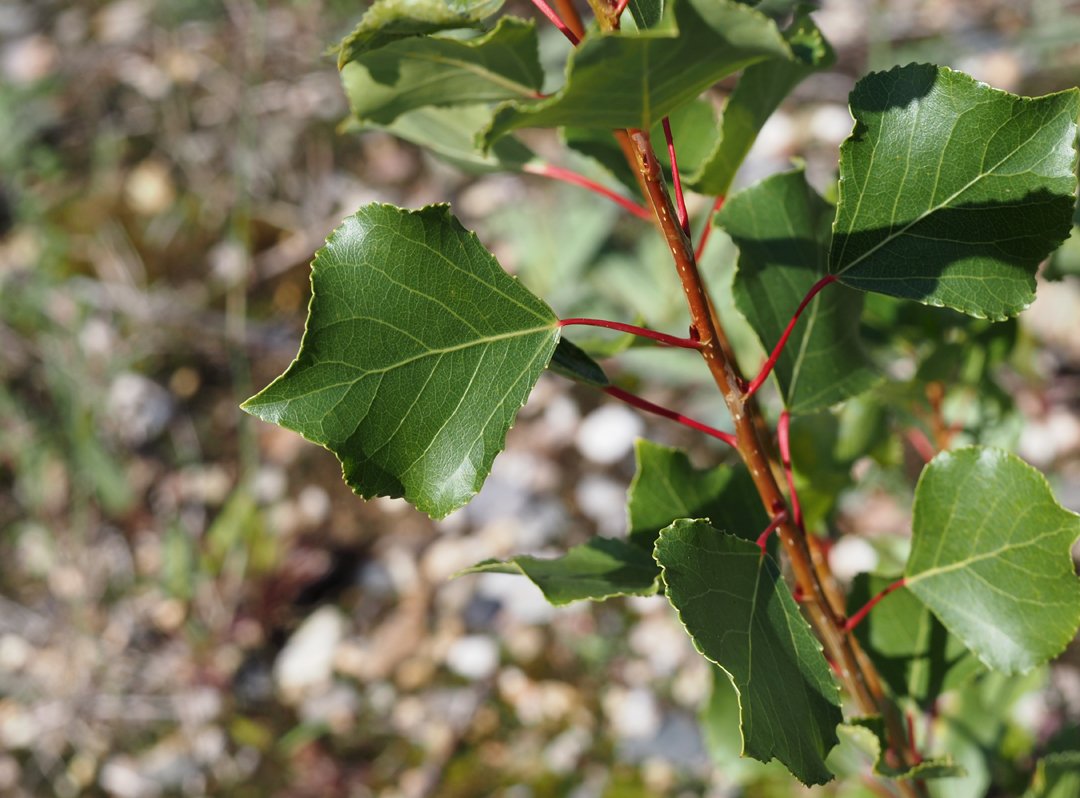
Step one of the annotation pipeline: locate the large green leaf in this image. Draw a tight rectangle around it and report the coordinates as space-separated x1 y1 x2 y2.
336 0 505 65
688 8 834 195
626 440 769 550
481 0 790 145
905 447 1080 673
830 64 1080 320
341 17 544 125
848 573 982 706
355 105 536 174
721 169 879 413
241 204 560 519
461 536 659 604
655 519 842 785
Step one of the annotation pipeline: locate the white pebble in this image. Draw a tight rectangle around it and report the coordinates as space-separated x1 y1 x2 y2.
828 536 879 583
445 635 500 681
274 606 345 704
575 405 643 464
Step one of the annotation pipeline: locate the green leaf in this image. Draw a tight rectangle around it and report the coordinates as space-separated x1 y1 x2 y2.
829 719 965 781
830 64 1080 320
905 446 1080 673
848 573 983 706
341 17 544 125
241 204 560 519
688 8 835 195
1044 200 1080 281
563 98 720 198
481 0 790 145
457 537 656 604
627 440 769 551
721 169 879 413
655 519 842 785
1025 753 1080 798
461 536 659 604
337 0 505 66
548 338 609 387
356 105 536 174
626 0 664 30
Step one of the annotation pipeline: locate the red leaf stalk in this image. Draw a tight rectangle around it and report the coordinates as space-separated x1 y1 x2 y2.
603 386 737 447
558 317 703 348
525 163 653 220
745 273 838 399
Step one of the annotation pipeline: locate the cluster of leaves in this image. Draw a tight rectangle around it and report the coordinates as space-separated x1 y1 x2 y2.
244 0 1080 793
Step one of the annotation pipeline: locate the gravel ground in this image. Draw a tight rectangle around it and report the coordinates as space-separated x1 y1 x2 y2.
2 1 1080 797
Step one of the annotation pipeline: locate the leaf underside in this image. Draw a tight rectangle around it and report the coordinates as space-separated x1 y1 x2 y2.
832 718 965 781
242 204 559 519
831 64 1080 320
905 446 1080 673
656 519 842 786
722 169 879 413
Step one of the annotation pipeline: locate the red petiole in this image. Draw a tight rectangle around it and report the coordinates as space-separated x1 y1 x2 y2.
525 163 653 220
694 196 725 261
662 117 690 236
528 0 580 45
558 317 703 349
756 509 788 552
745 273 839 399
604 385 737 447
777 410 803 533
844 577 907 633
611 0 631 18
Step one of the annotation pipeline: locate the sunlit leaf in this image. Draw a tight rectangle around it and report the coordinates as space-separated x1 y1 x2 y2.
242 204 560 519
905 447 1080 672
831 64 1080 320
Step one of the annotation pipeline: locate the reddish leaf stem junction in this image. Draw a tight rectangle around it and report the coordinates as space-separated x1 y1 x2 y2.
844 577 907 633
611 0 631 19
557 317 703 349
745 273 839 399
603 385 737 447
661 117 691 236
527 0 580 45
525 163 652 220
694 196 725 261
756 509 788 552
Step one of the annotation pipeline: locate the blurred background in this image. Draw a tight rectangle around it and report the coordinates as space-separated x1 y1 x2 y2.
3 1 1080 796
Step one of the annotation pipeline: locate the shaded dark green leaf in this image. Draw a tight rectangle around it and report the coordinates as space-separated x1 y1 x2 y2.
461 536 659 604
721 169 879 413
548 337 609 387
482 0 789 144
627 439 769 550
656 519 842 785
341 17 543 125
688 8 834 195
